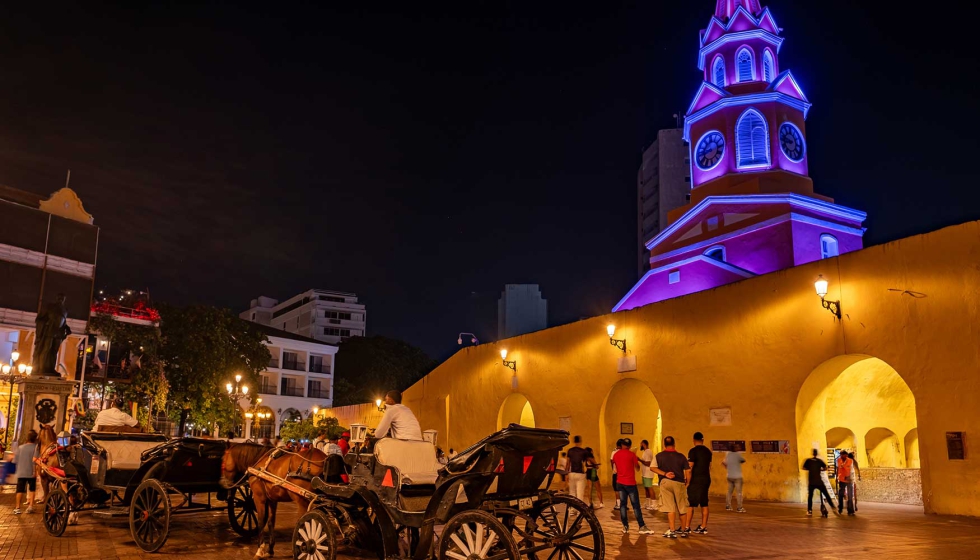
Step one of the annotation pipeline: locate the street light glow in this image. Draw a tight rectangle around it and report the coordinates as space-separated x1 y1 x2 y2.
815 275 829 298
10 351 19 362
607 324 616 337
235 374 242 383
500 349 508 360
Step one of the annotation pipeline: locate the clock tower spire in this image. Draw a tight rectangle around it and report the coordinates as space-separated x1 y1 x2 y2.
613 1 868 312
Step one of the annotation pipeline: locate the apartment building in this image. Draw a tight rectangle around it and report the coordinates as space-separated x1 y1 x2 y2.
240 324 337 439
241 289 366 345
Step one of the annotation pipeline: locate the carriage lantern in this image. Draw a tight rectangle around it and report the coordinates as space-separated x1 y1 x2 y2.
349 423 369 445
422 429 438 447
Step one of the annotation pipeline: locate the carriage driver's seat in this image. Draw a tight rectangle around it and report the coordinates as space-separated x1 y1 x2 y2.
373 438 443 487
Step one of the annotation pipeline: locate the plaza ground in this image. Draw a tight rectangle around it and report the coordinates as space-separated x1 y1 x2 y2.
2 486 979 559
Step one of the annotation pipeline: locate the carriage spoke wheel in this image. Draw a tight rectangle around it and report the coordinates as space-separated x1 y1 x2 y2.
43 489 70 537
129 479 171 552
440 510 521 560
292 510 337 560
228 482 260 537
522 495 604 559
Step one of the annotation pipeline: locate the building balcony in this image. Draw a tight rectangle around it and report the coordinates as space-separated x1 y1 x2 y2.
308 363 331 374
307 389 331 399
268 358 279 369
281 387 304 397
258 384 278 395
281 360 305 372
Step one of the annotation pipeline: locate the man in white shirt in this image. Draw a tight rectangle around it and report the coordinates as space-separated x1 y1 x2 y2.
639 439 657 510
312 430 328 452
374 390 423 441
94 398 138 430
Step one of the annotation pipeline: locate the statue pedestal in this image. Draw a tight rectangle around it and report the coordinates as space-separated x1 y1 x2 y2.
15 377 78 444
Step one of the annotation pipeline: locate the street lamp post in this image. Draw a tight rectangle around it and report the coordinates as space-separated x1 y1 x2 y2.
225 374 249 438
244 397 268 440
2 351 33 447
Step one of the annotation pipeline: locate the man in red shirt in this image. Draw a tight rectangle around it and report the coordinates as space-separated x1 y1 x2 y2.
612 438 654 535
337 432 351 456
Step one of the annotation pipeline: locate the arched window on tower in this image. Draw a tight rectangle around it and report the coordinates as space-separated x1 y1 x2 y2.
713 56 726 87
736 48 754 82
820 234 839 259
763 51 774 82
704 245 726 262
736 109 770 169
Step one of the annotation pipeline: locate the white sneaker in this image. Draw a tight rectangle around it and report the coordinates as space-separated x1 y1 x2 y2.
638 526 655 535
595 502 604 510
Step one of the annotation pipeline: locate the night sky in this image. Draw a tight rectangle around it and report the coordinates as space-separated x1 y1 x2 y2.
2 1 979 360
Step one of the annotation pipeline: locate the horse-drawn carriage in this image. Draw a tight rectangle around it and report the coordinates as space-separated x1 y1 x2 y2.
38 429 258 552
282 424 604 560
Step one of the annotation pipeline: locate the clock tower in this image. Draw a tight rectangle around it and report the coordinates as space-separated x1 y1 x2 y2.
615 0 867 312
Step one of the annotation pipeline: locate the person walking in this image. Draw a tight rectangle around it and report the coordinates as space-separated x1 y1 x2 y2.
639 440 657 510
685 432 712 535
722 444 746 512
835 450 855 515
566 436 589 503
556 452 569 493
585 447 604 509
13 430 39 514
848 451 862 512
612 439 654 535
803 449 839 516
653 436 691 538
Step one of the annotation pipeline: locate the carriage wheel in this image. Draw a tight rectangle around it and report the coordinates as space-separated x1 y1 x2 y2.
43 488 71 537
129 479 171 552
227 482 260 537
440 510 520 560
520 495 604 559
292 510 338 560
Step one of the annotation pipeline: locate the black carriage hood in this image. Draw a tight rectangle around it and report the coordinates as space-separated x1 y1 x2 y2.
443 424 569 475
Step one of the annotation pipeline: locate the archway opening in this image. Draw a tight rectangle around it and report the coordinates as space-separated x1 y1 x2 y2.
796 355 921 507
599 378 662 487
905 428 920 468
497 394 535 430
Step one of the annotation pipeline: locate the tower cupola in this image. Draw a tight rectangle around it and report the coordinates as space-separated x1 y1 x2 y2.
715 0 763 19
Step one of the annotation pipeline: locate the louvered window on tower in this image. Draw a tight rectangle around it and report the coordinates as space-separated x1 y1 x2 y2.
763 51 774 82
737 49 754 82
736 109 770 168
713 57 726 87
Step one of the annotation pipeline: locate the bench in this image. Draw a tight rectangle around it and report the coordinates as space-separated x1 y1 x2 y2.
87 433 168 470
374 438 443 486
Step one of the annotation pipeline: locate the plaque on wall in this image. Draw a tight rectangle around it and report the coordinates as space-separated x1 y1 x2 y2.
751 440 791 454
709 407 732 426
947 432 966 460
620 423 634 435
712 440 746 452
559 417 572 434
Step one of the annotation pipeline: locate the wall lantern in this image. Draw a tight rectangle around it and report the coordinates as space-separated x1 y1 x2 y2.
607 325 627 353
814 274 841 320
457 332 479 345
500 349 517 372
376 398 386 413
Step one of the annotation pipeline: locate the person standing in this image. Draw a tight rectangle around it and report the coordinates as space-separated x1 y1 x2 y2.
338 431 351 455
585 447 604 509
653 436 691 538
556 452 569 493
722 444 746 512
13 430 39 514
612 439 654 534
312 430 329 452
566 436 589 503
848 451 861 512
610 445 621 510
685 432 712 535
639 440 657 510
802 449 839 516
835 450 855 515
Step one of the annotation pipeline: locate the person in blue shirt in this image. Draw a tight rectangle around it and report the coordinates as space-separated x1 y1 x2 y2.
13 430 39 514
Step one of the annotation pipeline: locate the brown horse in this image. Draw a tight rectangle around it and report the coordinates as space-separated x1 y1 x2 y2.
35 424 60 500
220 442 328 558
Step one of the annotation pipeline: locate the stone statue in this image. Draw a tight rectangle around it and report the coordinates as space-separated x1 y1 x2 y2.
33 294 71 376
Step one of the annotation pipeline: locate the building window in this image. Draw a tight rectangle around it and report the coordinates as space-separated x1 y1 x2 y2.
712 56 726 87
250 312 255 321
319 295 345 303
704 245 726 262
309 355 330 374
736 48 754 82
668 270 681 284
324 327 351 337
324 311 352 322
820 234 839 259
736 108 770 169
763 50 774 82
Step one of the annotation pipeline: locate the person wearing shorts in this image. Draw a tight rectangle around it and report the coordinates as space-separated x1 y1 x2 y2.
639 439 657 510
654 436 691 538
685 432 712 535
13 430 39 515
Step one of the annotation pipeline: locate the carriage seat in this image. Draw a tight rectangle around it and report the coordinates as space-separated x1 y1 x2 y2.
374 438 443 486
88 434 168 470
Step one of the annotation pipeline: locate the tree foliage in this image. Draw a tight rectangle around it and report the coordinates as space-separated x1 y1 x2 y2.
156 305 271 433
333 336 437 406
278 416 347 442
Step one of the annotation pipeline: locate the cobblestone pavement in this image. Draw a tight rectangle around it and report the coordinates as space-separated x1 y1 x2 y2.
2 485 979 559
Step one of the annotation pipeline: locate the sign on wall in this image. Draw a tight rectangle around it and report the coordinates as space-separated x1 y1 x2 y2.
751 440 791 454
711 440 746 452
709 407 732 426
620 423 634 435
559 417 571 434
947 432 966 460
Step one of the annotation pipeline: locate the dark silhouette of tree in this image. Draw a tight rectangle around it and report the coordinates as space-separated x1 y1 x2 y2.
333 336 437 406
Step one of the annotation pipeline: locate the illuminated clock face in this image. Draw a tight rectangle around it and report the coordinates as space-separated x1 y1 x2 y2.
695 131 725 170
779 123 806 162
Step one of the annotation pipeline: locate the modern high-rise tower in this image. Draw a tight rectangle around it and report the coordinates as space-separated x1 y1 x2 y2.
637 128 691 279
615 0 867 311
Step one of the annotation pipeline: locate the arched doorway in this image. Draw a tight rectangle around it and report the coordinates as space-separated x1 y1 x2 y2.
497 394 535 430
796 355 920 506
905 429 920 468
599 378 662 486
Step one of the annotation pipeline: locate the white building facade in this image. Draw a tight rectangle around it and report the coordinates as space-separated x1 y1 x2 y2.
241 289 366 345
239 325 337 440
